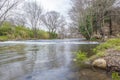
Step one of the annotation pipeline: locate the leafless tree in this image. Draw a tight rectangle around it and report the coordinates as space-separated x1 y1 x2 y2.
8 13 26 26
24 1 43 38
14 14 26 26
41 11 66 38
69 0 89 27
69 0 120 39
0 0 21 26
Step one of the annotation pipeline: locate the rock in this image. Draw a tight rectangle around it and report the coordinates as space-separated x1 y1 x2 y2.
104 50 120 72
84 61 91 65
92 58 107 69
73 59 77 62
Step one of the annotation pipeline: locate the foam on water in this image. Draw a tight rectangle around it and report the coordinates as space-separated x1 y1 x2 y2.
0 39 99 45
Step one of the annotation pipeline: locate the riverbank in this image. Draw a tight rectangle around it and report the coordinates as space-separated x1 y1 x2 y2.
90 38 120 74
75 38 120 79
0 22 58 41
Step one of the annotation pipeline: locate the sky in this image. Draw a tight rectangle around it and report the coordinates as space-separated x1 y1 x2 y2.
24 0 72 30
36 0 71 18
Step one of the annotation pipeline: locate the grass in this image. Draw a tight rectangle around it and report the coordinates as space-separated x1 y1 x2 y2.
75 51 87 63
112 72 120 80
87 38 120 61
0 36 8 41
93 38 120 57
0 22 54 41
75 38 120 79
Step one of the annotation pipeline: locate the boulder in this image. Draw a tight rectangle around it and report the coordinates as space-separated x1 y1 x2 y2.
92 58 107 69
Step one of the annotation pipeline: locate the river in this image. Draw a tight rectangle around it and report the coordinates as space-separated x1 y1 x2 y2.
0 39 111 80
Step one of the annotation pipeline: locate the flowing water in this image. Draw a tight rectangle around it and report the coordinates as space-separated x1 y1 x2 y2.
0 39 111 80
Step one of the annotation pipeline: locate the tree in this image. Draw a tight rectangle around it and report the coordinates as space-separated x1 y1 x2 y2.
69 0 93 40
24 1 43 38
91 0 117 36
0 0 20 26
41 11 66 38
69 0 120 40
69 0 88 28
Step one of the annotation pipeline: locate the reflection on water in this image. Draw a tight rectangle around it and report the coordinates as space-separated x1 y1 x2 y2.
0 39 111 80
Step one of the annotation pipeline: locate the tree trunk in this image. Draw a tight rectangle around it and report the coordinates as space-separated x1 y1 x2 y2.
109 15 112 36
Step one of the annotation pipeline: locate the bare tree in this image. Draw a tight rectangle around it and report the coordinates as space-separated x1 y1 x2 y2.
69 0 120 39
69 0 94 40
0 0 20 26
8 13 26 27
69 0 89 27
14 14 26 26
41 11 66 38
24 1 43 38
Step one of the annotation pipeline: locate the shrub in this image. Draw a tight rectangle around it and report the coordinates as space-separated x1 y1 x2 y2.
112 72 120 80
0 22 51 40
79 15 93 40
75 51 87 62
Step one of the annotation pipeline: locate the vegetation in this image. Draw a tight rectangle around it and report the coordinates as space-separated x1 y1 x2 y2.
75 39 120 79
0 22 51 41
112 72 120 80
41 11 66 39
75 51 87 63
0 0 65 40
87 38 120 61
69 0 120 40
79 15 93 40
93 38 120 57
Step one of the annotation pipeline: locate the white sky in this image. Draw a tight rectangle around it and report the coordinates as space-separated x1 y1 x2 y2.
37 0 71 17
24 0 71 30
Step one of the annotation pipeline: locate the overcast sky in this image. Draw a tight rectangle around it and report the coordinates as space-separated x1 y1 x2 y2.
36 0 71 17
24 0 71 29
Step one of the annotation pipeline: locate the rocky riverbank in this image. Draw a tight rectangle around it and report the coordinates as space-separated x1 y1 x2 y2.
91 39 120 74
92 49 120 73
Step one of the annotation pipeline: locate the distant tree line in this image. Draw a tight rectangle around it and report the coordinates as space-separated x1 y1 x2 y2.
69 0 120 40
0 0 66 40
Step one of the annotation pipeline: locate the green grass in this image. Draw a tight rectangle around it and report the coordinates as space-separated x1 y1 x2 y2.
0 22 53 41
88 38 120 61
75 51 87 62
0 36 8 41
93 38 120 56
112 72 120 80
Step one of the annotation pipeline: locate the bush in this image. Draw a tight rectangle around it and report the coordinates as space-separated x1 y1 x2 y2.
79 15 93 40
38 30 49 39
112 72 120 80
0 22 52 40
75 51 87 62
49 32 58 39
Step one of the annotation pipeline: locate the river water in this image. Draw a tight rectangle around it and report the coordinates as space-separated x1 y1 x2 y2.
0 39 111 80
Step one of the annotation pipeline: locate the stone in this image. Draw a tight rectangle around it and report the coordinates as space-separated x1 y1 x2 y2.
92 58 107 69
